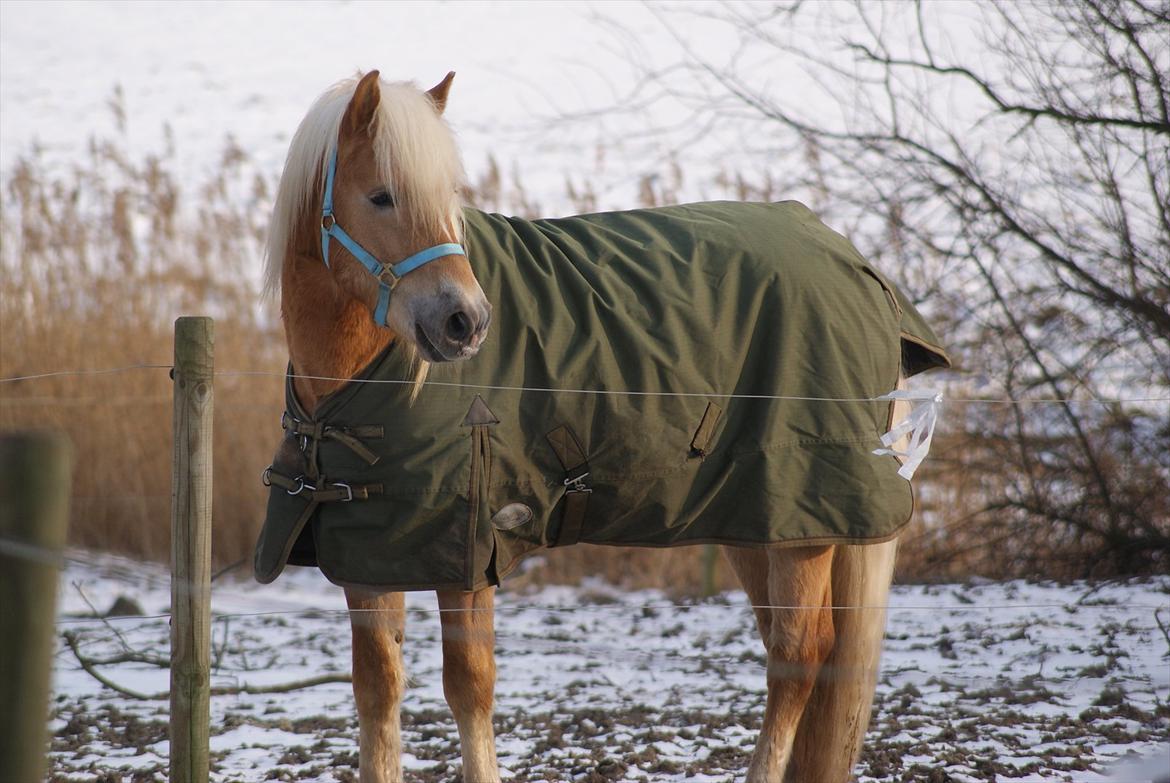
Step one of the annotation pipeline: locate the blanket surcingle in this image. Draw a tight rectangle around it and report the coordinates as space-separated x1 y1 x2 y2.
254 201 950 591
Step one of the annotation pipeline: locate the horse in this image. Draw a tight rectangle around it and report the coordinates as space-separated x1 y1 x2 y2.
259 69 942 783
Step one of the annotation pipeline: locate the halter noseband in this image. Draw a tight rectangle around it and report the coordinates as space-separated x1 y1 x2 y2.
321 145 465 327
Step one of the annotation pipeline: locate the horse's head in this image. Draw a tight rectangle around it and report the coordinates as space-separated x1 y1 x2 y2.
331 71 490 361
270 70 490 364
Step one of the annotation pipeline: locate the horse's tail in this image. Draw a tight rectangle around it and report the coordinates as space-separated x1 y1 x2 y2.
786 381 909 782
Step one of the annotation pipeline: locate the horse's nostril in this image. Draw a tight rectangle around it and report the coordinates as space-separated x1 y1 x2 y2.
446 311 473 342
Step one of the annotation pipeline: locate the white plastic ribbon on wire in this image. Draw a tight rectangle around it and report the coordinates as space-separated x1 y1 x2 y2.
872 389 944 481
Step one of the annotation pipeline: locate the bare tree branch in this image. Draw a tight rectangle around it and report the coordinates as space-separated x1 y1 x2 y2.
63 630 353 700
614 0 1170 577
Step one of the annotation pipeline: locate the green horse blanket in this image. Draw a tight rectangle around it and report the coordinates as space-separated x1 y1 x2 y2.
254 201 950 591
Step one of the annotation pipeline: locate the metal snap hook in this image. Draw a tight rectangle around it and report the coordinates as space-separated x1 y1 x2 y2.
287 476 314 496
564 471 591 493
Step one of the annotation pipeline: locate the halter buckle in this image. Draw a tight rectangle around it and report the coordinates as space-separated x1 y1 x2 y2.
321 214 336 230
376 265 399 288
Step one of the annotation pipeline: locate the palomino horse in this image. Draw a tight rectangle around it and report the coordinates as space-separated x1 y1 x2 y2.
263 70 921 782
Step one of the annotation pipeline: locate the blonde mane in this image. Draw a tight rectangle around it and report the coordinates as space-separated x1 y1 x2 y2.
263 74 466 297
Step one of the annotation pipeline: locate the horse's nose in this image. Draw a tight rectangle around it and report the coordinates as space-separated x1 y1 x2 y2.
444 302 491 349
421 298 490 361
446 311 473 343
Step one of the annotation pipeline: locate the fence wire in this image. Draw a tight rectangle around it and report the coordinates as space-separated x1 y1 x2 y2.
3 538 1161 623
2 362 1167 703
1 362 1167 405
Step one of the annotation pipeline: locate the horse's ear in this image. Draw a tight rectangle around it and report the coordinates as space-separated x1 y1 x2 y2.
342 70 382 139
426 71 455 114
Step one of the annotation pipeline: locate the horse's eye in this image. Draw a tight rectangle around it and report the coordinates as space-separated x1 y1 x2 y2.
368 190 395 208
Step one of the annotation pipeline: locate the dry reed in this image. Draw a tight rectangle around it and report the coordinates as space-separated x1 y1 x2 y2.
0 134 285 570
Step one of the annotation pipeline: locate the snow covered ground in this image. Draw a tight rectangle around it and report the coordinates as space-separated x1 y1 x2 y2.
48 553 1169 782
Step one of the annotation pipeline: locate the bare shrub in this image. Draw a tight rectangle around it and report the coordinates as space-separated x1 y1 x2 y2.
592 0 1170 579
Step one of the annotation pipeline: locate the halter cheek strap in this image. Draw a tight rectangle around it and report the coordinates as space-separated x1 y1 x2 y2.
321 146 465 327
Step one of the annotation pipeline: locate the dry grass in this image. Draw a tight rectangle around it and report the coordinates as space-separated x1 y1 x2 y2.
0 137 286 569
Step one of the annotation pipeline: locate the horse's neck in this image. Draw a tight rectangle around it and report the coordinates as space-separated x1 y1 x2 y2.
281 254 391 413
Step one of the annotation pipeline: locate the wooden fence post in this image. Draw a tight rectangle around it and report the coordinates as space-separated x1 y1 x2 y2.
170 316 213 783
0 432 71 783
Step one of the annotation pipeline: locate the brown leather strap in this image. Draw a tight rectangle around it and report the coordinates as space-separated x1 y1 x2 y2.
281 411 383 466
322 430 381 465
545 424 591 548
556 490 590 548
308 482 383 503
263 466 382 503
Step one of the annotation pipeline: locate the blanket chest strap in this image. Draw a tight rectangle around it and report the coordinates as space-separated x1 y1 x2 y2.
281 411 384 467
262 466 382 503
545 424 591 548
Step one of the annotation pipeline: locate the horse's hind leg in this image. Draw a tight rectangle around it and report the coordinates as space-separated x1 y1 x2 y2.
785 539 897 782
437 588 500 783
784 380 908 781
723 546 773 651
345 588 407 783
726 545 836 782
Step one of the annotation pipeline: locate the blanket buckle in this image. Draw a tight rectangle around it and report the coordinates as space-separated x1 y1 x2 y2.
287 476 314 496
564 471 592 494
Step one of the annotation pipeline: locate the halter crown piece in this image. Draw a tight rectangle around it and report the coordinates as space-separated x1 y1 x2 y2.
320 145 466 327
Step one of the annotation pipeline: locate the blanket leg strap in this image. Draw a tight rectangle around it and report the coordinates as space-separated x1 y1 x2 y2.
545 424 591 548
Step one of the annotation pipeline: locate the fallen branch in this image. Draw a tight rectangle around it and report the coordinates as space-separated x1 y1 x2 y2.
71 582 146 657
84 650 170 668
209 673 351 695
63 631 153 700
63 631 352 699
1155 607 1170 658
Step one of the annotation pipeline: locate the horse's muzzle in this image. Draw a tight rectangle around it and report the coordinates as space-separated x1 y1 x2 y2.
415 296 491 362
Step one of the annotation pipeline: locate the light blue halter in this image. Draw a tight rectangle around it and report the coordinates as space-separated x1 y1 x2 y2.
321 146 465 327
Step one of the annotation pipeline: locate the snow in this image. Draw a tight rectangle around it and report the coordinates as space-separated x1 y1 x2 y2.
47 551 1170 781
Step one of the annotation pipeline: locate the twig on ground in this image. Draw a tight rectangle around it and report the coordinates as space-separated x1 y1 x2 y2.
70 582 169 666
84 651 170 668
72 581 136 654
1154 607 1170 658
213 615 231 672
1076 578 1126 605
63 631 154 700
211 557 247 582
208 673 351 695
63 630 351 699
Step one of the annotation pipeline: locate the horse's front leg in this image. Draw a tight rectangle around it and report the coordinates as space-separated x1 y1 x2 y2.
437 587 500 783
345 587 406 783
